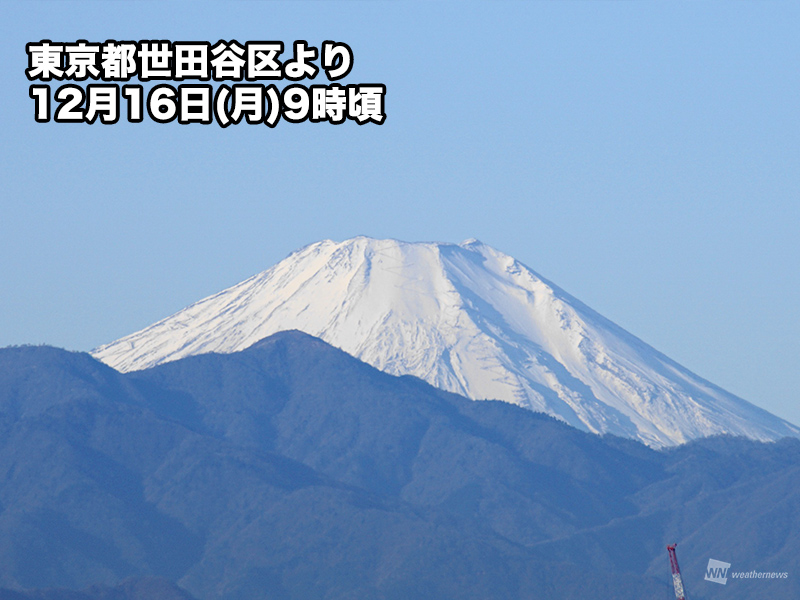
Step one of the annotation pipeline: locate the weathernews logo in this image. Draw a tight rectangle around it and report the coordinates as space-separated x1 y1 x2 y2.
705 558 788 585
705 559 731 584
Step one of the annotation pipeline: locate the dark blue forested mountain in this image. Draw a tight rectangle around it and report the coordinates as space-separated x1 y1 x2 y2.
1 331 798 599
0 577 197 600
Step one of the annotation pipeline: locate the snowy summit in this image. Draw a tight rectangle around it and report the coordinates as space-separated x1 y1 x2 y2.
93 237 799 447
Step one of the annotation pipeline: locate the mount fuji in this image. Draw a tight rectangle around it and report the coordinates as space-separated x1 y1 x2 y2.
92 237 798 448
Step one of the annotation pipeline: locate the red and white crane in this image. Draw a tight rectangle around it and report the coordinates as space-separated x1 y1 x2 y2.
667 543 687 600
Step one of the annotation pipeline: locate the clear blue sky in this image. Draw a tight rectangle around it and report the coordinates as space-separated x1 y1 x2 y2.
1 2 798 425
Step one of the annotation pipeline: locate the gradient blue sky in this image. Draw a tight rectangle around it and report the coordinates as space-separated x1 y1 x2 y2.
1 2 798 425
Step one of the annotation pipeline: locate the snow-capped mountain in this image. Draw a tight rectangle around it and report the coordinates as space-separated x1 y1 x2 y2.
92 237 799 447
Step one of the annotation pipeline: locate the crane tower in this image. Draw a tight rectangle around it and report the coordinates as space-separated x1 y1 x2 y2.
667 544 686 600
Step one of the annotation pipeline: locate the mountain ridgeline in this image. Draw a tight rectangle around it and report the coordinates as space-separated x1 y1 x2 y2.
1 331 798 599
92 237 799 448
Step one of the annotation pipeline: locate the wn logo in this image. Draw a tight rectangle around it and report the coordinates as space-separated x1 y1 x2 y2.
705 559 732 585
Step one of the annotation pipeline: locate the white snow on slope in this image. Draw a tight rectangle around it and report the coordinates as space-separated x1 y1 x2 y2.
92 237 800 448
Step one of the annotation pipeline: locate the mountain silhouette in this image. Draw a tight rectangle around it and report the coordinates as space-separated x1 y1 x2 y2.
1 332 798 599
